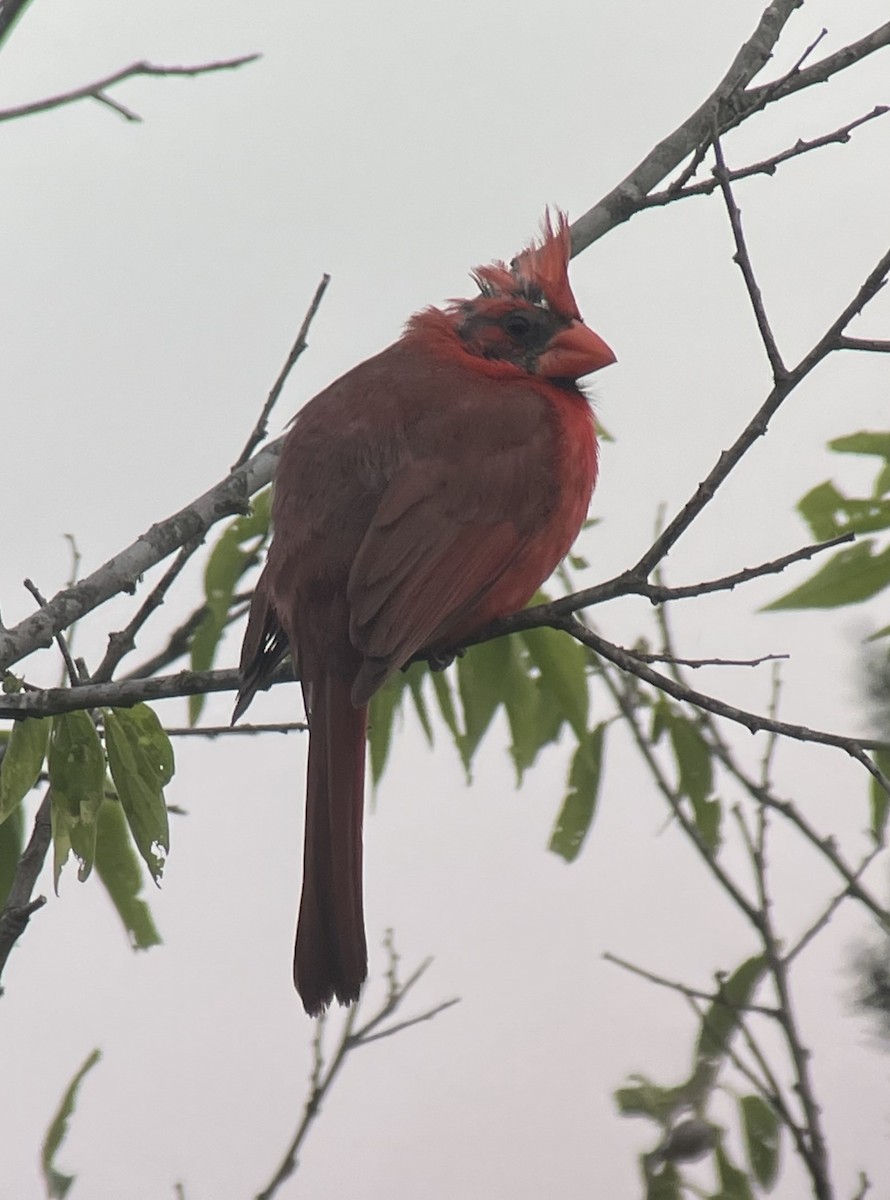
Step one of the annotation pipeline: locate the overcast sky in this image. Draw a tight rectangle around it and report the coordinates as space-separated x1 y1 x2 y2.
2 2 890 1197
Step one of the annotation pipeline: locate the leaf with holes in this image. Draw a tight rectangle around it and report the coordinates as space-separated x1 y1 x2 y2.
104 705 173 883
48 712 105 886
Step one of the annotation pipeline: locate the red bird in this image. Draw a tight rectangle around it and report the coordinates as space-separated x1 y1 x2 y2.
234 213 615 1015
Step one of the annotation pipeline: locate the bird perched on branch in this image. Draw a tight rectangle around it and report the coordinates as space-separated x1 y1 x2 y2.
234 212 615 1015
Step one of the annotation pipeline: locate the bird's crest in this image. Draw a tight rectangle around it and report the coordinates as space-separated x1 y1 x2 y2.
471 209 580 321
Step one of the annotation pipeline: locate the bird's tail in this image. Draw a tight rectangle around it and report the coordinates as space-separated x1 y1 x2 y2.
295 672 368 1015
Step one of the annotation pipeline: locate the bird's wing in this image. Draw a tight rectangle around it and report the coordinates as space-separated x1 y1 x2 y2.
347 384 559 704
233 566 290 722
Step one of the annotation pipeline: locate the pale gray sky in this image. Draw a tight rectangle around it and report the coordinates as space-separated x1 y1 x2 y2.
2 2 890 1197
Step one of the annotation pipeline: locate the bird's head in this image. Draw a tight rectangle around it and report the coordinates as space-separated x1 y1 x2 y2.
450 210 616 382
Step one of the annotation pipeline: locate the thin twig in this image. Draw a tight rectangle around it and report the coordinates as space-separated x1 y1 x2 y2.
570 0 807 252
445 532 856 648
596 653 763 927
642 107 889 210
232 275 331 471
0 438 280 674
748 799 832 1197
836 337 890 353
0 792 51 986
568 622 890 798
164 721 306 738
93 537 204 683
0 55 260 124
786 846 885 964
0 665 295 719
603 951 780 1017
254 943 457 1200
626 650 788 669
712 132 787 380
22 579 81 688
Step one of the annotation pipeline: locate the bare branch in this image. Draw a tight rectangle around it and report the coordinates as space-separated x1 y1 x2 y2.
0 56 260 125
164 721 306 738
0 665 287 719
745 22 890 111
713 133 786 379
603 951 780 1017
93 537 204 684
454 532 856 643
642 107 889 210
570 12 890 254
568 622 890 797
0 793 51 986
570 0 805 253
0 440 280 674
630 245 890 580
22 579 81 688
748 811 832 1196
836 337 890 353
786 845 884 964
232 275 331 471
627 650 788 669
254 939 456 1200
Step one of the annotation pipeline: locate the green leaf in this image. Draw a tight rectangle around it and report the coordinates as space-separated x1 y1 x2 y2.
0 716 50 821
0 802 24 908
501 639 546 782
520 624 589 739
48 712 106 887
189 488 271 723
368 672 407 787
658 707 721 852
646 1164 682 1200
456 637 512 775
104 705 173 883
548 723 606 862
764 540 890 611
690 795 723 854
829 431 890 460
869 748 890 844
406 664 434 744
95 797 162 950
41 1048 101 1199
739 1094 780 1190
712 1141 755 1200
696 956 766 1063
797 481 847 541
429 665 461 744
665 713 713 805
614 1075 686 1123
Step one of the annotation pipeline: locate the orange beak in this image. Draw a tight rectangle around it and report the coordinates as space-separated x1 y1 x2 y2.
538 321 616 380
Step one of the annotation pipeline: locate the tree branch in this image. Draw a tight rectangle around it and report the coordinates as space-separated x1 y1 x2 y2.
0 792 50 987
0 56 260 124
569 0 805 253
569 11 890 254
0 441 280 674
232 274 331 471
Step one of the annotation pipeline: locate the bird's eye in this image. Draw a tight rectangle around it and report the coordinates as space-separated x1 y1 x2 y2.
503 312 533 340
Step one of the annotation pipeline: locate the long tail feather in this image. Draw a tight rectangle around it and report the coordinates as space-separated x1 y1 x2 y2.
295 672 368 1015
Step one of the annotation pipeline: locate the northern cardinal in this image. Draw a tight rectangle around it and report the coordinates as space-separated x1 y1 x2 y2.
234 213 615 1015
